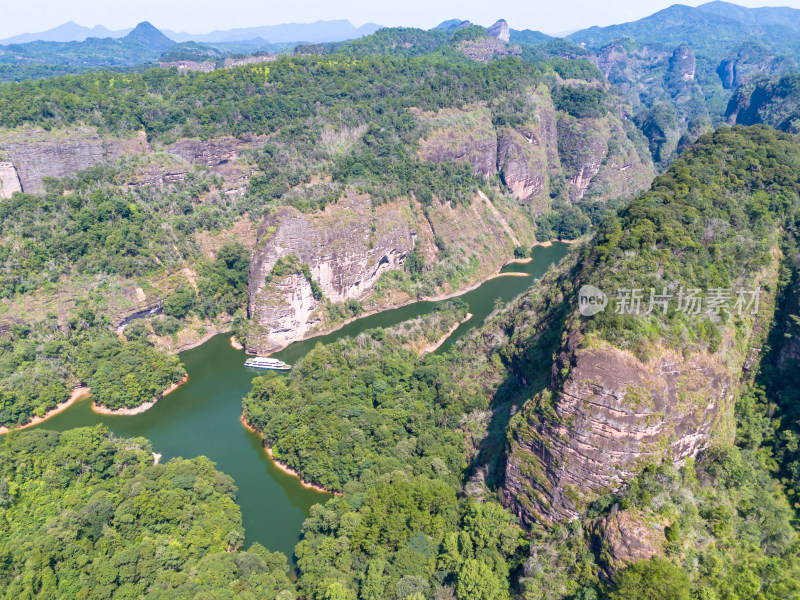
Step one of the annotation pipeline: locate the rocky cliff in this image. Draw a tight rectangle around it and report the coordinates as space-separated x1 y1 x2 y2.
247 189 531 354
0 127 150 193
0 161 22 199
0 127 265 194
491 128 791 526
725 73 800 133
503 338 735 523
716 42 796 90
417 88 653 209
247 193 415 351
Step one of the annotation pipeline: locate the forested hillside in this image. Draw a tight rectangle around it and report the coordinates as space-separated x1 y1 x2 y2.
2 7 800 600
234 127 800 598
0 426 295 599
0 48 653 423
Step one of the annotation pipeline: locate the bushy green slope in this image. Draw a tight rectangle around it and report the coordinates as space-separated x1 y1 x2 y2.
0 426 294 599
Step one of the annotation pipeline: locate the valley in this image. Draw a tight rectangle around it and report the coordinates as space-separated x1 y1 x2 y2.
1 4 800 599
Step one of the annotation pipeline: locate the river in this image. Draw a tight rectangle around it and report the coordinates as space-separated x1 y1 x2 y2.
31 242 570 560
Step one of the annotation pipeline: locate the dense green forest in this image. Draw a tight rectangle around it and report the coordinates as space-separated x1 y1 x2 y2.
3 9 800 600
0 55 541 140
584 125 800 359
243 301 470 492
243 126 800 599
0 426 295 599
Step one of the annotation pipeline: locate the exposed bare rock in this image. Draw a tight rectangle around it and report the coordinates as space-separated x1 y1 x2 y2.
247 193 416 353
487 20 510 43
247 190 532 354
0 161 22 199
503 340 734 524
224 55 276 68
417 106 498 177
667 44 696 82
158 60 216 72
497 127 552 213
557 113 653 201
458 37 521 63
166 135 268 168
0 128 150 193
717 43 796 90
416 92 652 206
591 510 667 576
495 90 561 209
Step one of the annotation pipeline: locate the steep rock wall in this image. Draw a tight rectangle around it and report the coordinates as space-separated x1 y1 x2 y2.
0 161 22 199
503 339 733 524
247 193 416 352
417 91 652 207
556 114 653 201
247 190 531 354
0 128 150 193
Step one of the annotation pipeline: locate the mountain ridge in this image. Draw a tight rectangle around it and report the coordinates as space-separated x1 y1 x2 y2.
0 19 383 46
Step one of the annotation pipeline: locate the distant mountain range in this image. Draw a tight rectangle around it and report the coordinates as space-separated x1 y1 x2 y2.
0 19 382 46
569 1 800 56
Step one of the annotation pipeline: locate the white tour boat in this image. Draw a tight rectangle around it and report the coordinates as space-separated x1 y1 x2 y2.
244 356 292 370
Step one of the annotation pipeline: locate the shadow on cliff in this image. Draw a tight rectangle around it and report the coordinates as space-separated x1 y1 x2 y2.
467 293 575 491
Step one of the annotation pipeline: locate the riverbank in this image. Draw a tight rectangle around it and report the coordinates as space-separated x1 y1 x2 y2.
241 416 339 495
419 313 473 355
230 335 244 350
255 244 573 357
92 374 189 416
0 386 91 434
534 238 578 248
260 266 517 356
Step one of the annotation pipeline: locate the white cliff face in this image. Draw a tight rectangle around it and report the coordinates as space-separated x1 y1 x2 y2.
0 162 22 198
487 20 511 44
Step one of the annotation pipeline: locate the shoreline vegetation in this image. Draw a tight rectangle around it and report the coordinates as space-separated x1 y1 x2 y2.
534 238 578 248
262 247 570 357
419 312 473 355
0 386 91 434
240 416 338 495
92 374 189 415
0 374 191 434
2 243 568 431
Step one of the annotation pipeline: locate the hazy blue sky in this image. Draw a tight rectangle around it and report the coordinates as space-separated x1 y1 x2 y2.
3 0 800 39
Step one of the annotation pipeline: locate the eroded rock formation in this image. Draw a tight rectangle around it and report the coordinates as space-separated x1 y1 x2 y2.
503 338 733 523
0 128 150 193
0 161 22 199
487 20 510 43
247 193 416 352
247 189 529 354
417 91 653 206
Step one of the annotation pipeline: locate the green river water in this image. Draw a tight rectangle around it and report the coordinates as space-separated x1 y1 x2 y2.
31 242 569 560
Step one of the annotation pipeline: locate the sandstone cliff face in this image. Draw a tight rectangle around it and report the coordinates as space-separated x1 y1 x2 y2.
247 188 531 354
418 91 652 207
716 44 796 90
503 338 733 524
556 114 653 201
247 193 416 352
0 128 150 193
0 161 22 199
667 44 696 83
487 20 510 43
0 126 266 194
